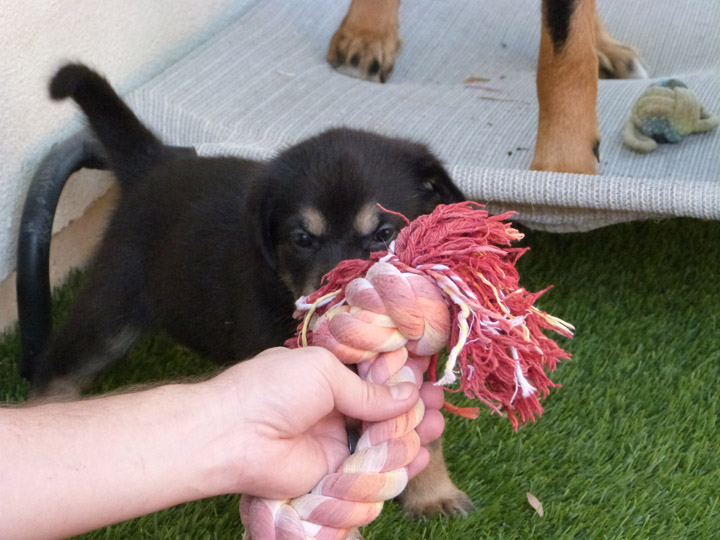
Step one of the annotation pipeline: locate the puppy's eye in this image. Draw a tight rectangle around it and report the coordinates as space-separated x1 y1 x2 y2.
373 225 397 245
290 230 314 249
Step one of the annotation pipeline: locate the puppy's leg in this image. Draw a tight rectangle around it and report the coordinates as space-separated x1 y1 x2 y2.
31 258 150 400
531 0 600 175
595 13 647 79
400 438 473 517
327 0 401 83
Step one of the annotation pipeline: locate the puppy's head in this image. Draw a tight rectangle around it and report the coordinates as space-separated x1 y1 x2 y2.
248 128 465 298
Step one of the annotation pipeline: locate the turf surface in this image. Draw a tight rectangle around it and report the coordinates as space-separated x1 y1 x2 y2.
1 216 718 539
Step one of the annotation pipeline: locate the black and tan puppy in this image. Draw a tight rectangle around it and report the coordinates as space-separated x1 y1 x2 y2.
32 64 472 522
32 63 471 523
31 63 465 398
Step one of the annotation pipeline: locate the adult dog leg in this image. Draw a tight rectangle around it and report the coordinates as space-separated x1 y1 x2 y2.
327 0 401 83
595 13 647 79
531 0 599 174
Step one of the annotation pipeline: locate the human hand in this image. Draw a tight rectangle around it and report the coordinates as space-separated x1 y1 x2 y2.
205 347 445 500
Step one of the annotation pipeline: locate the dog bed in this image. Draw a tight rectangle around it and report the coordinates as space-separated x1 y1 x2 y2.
125 0 719 231
17 0 719 373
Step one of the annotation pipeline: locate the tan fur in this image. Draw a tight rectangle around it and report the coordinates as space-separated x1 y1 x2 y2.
301 207 328 237
345 528 365 540
327 0 401 83
284 268 321 298
28 377 81 403
531 0 599 174
400 438 473 517
353 203 380 237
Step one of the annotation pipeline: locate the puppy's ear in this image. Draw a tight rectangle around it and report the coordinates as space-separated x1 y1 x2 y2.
412 151 466 204
248 184 278 271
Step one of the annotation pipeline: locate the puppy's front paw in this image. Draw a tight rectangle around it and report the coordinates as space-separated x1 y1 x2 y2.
327 7 400 83
402 481 473 518
400 471 474 518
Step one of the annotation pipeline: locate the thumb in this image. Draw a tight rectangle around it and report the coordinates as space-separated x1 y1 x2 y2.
327 361 420 422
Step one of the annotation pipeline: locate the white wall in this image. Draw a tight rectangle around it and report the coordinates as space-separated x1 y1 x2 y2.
0 0 255 283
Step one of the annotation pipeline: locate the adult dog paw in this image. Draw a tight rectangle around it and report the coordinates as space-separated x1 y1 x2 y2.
327 2 401 83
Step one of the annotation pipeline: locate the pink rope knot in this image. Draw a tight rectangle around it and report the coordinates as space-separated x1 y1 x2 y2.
241 262 451 540
240 202 573 540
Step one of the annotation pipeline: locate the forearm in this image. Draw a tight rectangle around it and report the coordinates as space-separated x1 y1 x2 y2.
0 382 233 540
0 347 432 539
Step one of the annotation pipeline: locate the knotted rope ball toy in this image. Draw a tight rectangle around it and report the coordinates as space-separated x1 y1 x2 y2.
240 202 573 539
623 79 719 153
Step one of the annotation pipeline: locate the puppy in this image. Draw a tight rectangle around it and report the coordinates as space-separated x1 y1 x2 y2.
31 64 472 524
327 0 648 175
31 63 465 396
31 64 471 521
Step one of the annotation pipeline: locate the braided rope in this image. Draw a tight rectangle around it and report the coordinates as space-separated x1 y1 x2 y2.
241 262 450 539
240 202 573 539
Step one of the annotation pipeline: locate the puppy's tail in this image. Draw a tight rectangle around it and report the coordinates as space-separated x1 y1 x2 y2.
50 63 165 187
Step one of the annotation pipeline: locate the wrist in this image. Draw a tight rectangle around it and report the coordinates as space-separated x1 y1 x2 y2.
192 370 252 496
116 382 236 502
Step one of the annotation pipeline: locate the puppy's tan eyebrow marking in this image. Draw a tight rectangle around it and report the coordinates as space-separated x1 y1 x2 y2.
354 203 380 236
301 207 327 236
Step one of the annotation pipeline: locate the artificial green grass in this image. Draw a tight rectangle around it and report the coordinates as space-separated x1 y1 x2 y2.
1 217 718 539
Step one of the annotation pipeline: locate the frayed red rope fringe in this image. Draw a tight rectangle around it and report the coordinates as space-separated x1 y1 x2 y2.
290 202 572 430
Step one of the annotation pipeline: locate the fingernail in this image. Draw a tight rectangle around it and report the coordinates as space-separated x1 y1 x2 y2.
390 384 414 400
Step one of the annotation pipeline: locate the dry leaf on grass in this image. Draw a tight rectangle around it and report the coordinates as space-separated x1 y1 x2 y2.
464 76 490 83
526 492 544 517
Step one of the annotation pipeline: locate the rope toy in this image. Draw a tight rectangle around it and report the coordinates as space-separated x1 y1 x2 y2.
623 78 719 153
240 202 573 539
